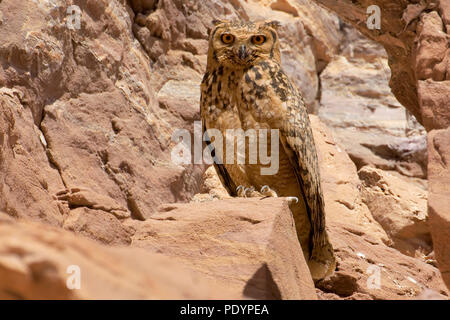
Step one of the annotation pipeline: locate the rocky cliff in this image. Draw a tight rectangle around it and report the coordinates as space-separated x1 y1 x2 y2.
0 0 448 299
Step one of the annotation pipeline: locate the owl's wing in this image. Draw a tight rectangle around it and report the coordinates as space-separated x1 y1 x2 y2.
202 123 238 196
200 75 238 197
278 88 326 251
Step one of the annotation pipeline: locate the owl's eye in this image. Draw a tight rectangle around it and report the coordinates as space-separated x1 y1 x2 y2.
251 35 266 45
221 33 235 44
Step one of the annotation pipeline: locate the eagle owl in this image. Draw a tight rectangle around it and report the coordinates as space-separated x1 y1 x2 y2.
200 20 335 281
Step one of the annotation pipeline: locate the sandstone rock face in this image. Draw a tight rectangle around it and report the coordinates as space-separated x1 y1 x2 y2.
0 0 449 299
0 88 64 226
319 224 448 300
127 198 318 300
0 0 341 224
428 128 450 288
358 166 430 257
63 207 133 246
0 215 231 299
319 26 427 179
193 117 449 299
191 166 232 202
419 80 450 131
310 116 447 299
313 0 449 128
313 0 450 292
309 116 390 246
0 0 193 223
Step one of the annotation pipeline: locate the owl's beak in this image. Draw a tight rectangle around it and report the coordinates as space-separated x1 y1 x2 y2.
237 44 248 60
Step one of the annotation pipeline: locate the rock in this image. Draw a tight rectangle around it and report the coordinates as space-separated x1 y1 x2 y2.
319 55 401 126
63 207 133 246
313 0 450 292
321 222 449 299
358 166 430 257
0 0 449 299
187 116 450 299
309 116 390 246
281 0 342 71
415 11 448 81
428 128 450 289
127 198 318 300
55 188 130 219
319 28 427 179
0 218 232 299
0 0 345 224
191 166 232 202
0 88 64 226
313 0 449 128
417 288 448 300
157 80 201 122
440 0 450 31
40 91 187 220
0 0 344 224
310 116 448 299
0 0 216 223
418 80 450 131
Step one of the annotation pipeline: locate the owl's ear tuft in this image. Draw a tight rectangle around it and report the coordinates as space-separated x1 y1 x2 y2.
264 20 281 29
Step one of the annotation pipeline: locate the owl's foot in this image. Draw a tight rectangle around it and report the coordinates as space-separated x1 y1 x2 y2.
260 185 278 198
236 185 262 198
259 186 298 204
236 185 245 197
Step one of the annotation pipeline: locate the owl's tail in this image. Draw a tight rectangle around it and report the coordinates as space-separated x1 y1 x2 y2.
290 198 336 281
308 229 336 281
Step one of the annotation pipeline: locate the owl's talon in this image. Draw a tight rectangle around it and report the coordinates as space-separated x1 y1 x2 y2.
244 186 255 197
260 185 278 197
236 185 264 198
287 196 299 204
236 185 245 197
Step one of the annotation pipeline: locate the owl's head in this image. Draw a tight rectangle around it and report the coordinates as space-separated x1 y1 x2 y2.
207 20 281 70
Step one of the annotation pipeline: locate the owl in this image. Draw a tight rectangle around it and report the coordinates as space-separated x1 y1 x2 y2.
200 20 335 281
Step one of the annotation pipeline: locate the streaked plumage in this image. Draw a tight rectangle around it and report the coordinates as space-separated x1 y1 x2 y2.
200 20 335 280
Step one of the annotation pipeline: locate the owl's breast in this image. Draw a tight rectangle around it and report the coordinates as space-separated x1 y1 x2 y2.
201 67 243 130
235 61 294 128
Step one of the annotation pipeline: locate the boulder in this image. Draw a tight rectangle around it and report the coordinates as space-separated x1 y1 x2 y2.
310 116 448 299
428 128 450 289
309 116 390 246
313 0 450 293
358 166 430 257
0 89 64 226
126 198 318 300
318 28 427 179
0 215 231 299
